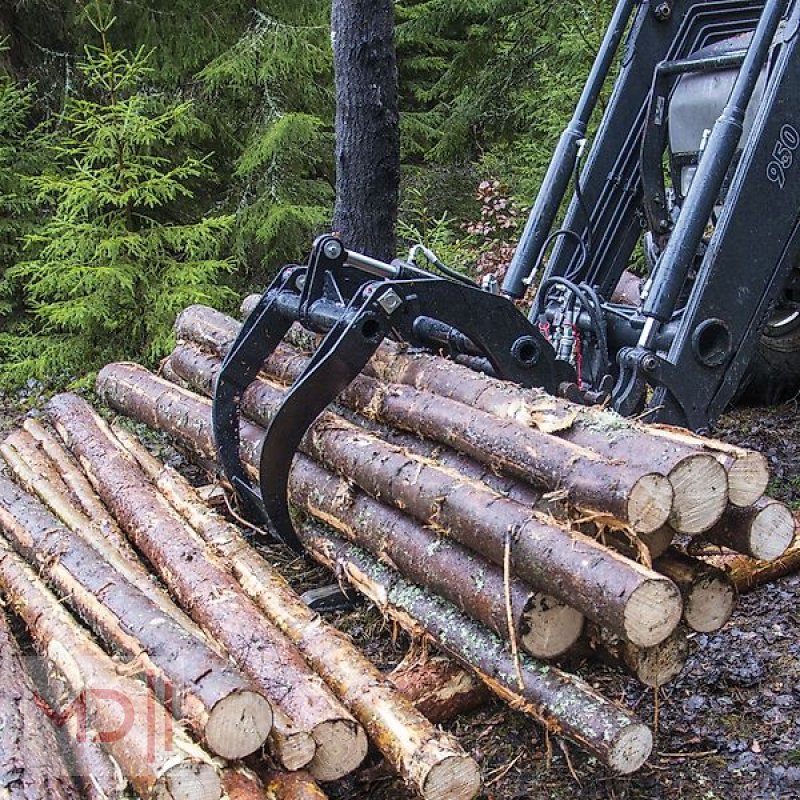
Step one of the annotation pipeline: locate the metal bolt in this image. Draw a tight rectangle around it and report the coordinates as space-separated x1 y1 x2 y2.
377 289 403 315
323 239 344 260
642 354 658 372
654 2 671 21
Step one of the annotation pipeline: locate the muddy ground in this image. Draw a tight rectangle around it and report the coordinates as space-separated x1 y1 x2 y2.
1 394 798 800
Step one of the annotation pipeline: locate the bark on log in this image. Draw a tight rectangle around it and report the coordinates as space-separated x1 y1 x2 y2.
224 766 330 800
47 394 366 781
698 497 795 561
387 653 490 724
0 540 220 800
300 524 653 775
154 352 682 648
654 549 736 633
365 348 732 533
174 307 674 533
573 625 689 688
61 710 127 800
288 460 583 659
0 605 79 800
96 366 656 774
0 429 207 642
238 298 771 514
113 426 481 800
260 771 330 800
0 474 272 760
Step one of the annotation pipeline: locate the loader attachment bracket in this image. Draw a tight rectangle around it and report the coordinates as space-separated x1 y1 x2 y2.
213 235 566 551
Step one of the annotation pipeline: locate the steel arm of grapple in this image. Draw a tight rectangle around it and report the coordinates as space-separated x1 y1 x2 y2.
213 238 563 549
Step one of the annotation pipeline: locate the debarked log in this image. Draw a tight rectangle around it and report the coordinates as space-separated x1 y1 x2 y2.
46 394 367 781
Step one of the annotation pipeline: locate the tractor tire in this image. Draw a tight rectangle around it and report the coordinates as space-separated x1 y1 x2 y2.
738 318 800 405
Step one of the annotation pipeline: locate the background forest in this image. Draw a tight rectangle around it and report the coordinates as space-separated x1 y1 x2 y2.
0 0 612 388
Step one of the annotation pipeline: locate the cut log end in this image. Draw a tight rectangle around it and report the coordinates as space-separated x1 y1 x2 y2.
624 627 689 688
726 452 770 507
627 473 673 534
307 719 369 782
271 726 317 772
153 762 220 800
608 724 654 775
420 754 482 800
683 573 736 633
206 690 273 760
623 579 683 648
749 501 796 561
521 594 585 659
668 455 728 534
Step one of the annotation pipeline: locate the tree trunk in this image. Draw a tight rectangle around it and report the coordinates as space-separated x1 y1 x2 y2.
61 711 127 800
0 540 220 800
0 605 79 800
331 0 399 261
149 353 682 648
112 425 481 800
46 394 366 781
0 473 272 761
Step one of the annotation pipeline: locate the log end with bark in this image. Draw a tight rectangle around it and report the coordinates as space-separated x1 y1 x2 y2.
627 473 675 534
702 497 795 561
667 454 728 535
521 593 585 659
655 550 736 633
205 690 274 761
306 720 369 783
622 577 683 649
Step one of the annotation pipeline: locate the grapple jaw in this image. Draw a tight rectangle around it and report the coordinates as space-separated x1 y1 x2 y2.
212 235 569 549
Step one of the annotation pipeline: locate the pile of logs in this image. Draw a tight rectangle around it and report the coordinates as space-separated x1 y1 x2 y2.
0 299 795 798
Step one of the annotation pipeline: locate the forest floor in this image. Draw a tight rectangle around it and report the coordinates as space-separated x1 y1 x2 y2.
0 394 798 800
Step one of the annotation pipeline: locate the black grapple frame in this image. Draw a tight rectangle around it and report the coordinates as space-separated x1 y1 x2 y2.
214 0 800 550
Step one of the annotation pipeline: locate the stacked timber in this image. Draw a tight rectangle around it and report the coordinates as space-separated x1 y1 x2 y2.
1 297 793 793
0 400 480 800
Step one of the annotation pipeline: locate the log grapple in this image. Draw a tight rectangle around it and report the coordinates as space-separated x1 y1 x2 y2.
214 0 800 548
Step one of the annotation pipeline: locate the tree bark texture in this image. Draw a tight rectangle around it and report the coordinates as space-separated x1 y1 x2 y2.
0 540 220 800
331 0 399 261
111 425 481 800
387 654 490 725
0 605 79 800
0 473 272 761
46 394 366 781
173 306 674 533
0 428 207 641
152 352 682 648
299 524 653 775
94 363 658 774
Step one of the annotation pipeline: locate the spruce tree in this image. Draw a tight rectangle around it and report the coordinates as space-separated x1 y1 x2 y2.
0 42 39 317
199 3 335 280
1 3 235 388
